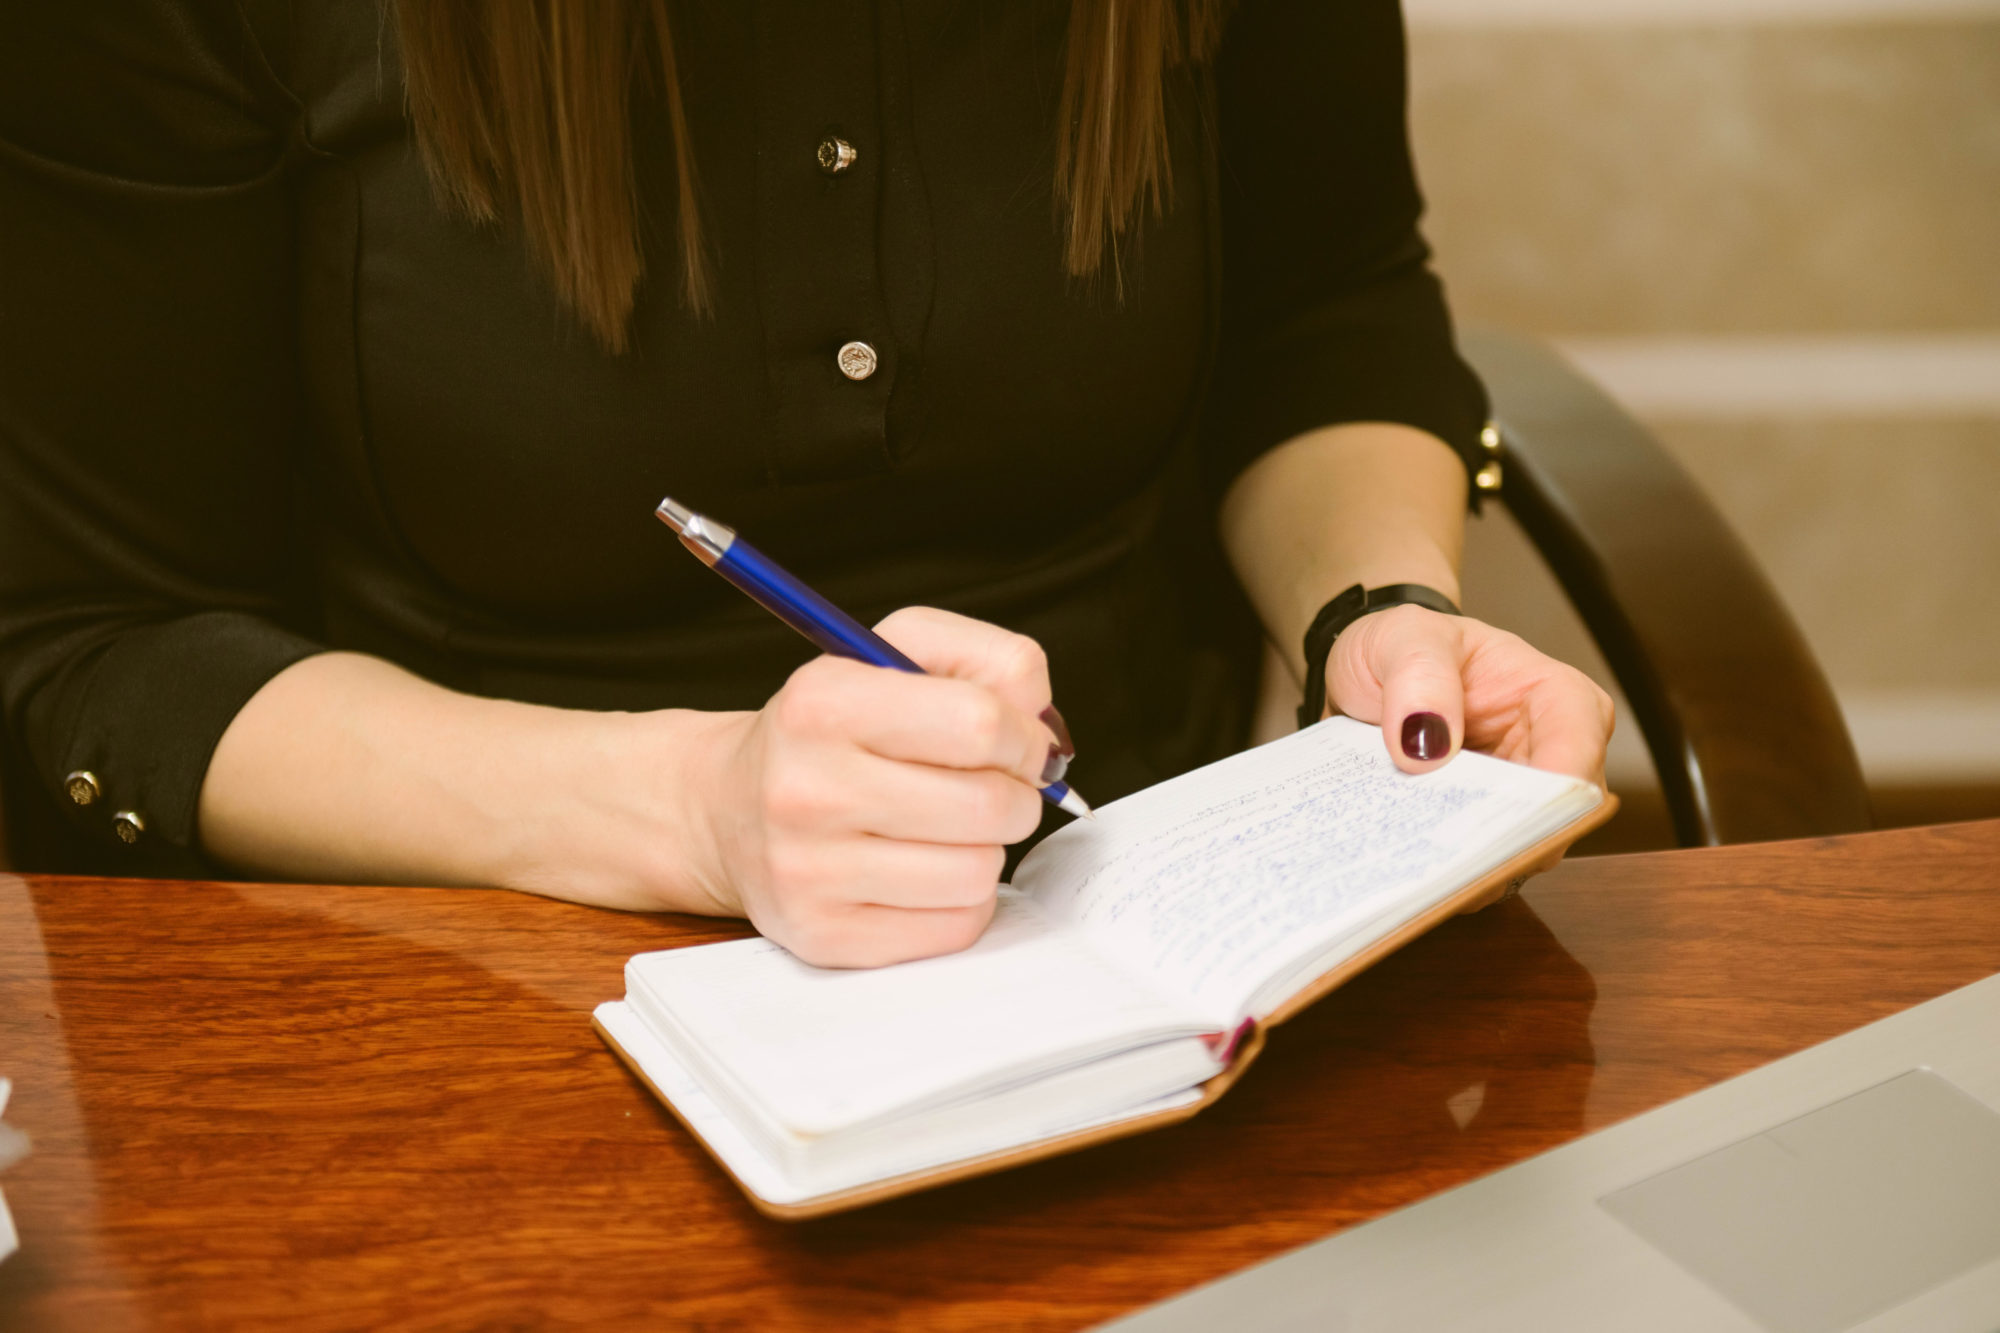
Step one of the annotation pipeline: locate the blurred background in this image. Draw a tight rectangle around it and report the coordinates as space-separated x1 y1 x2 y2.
1409 0 2000 851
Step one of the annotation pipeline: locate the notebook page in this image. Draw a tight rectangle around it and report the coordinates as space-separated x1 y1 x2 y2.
626 891 1210 1138
597 998 1203 1207
1017 718 1594 1025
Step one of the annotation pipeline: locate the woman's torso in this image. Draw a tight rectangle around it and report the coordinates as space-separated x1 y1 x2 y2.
281 0 1253 805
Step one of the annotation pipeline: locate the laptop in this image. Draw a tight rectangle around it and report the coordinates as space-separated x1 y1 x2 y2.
1099 971 2000 1333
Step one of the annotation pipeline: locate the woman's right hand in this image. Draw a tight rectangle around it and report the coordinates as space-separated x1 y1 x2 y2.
686 607 1067 968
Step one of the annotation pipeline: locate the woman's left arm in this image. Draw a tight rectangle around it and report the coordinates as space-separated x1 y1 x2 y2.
1209 0 1609 789
1220 420 1613 788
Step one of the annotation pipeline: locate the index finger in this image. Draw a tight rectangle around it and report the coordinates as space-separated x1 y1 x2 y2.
800 657 1056 788
1517 679 1613 787
871 606 1054 721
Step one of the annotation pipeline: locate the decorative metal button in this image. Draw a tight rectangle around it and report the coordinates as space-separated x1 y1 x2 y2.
816 136 858 177
1481 422 1503 454
1474 458 1504 493
112 810 146 845
836 340 879 381
64 770 102 807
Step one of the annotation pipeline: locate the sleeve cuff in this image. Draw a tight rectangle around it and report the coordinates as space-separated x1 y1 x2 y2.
35 612 323 872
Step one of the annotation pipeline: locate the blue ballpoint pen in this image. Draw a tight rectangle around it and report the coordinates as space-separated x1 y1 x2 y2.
655 496 1094 819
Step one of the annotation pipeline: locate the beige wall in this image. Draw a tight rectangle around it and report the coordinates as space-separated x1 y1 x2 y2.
1406 2 2000 789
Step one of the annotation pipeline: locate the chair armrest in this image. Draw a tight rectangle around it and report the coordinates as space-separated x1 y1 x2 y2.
1460 328 1872 846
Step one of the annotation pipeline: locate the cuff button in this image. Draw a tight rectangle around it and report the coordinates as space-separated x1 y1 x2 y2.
112 811 146 845
65 771 102 807
816 136 858 177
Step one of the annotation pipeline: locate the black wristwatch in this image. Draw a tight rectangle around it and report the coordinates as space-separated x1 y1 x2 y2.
1297 583 1462 730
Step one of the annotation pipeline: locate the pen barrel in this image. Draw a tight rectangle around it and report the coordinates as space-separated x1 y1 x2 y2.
709 531 1085 815
712 538 923 673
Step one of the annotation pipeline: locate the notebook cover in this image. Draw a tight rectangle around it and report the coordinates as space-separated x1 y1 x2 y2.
596 791 1619 1220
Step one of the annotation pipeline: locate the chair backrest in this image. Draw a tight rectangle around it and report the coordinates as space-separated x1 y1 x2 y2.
1462 329 1872 846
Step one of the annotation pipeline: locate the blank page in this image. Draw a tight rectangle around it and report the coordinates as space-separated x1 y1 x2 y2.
1018 719 1596 1024
625 893 1207 1138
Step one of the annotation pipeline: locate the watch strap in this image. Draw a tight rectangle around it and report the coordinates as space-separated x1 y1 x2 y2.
1297 582 1462 730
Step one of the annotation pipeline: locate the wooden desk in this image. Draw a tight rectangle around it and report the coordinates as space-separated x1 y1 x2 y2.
3 821 1998 1331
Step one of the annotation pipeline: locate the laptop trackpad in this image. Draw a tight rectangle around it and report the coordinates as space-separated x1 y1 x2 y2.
1600 1069 2000 1333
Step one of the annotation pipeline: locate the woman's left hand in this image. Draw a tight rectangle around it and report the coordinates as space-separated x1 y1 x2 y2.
1322 605 1614 788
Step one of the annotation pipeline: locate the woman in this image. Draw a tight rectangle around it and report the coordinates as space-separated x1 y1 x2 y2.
0 0 1610 966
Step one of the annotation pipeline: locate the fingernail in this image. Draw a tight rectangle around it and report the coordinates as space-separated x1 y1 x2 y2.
1401 712 1450 762
1040 745 1071 786
1040 704 1075 758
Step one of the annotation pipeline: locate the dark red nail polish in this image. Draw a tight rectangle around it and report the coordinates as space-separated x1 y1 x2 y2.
1040 746 1070 786
1040 704 1075 758
1402 712 1449 762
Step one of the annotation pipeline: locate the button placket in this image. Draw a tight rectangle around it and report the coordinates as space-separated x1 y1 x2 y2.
752 2 896 484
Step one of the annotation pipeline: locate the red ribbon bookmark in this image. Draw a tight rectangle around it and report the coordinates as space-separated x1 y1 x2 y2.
1201 1017 1257 1065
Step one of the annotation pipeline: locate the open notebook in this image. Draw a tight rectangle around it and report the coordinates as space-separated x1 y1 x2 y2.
594 717 1615 1218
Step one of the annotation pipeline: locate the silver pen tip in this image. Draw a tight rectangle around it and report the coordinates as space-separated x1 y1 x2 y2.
655 496 695 534
1058 789 1095 820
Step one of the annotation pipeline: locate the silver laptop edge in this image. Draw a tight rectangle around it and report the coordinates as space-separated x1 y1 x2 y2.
1100 971 2000 1333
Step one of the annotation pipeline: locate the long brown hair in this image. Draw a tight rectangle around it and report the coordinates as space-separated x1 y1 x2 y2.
395 1 1227 353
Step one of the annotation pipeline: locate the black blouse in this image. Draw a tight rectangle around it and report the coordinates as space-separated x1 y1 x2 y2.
0 0 1486 875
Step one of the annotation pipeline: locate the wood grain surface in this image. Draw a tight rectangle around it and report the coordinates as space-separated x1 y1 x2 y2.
3 821 1998 1331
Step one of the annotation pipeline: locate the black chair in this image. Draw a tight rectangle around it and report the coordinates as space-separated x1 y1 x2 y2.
1461 329 1871 847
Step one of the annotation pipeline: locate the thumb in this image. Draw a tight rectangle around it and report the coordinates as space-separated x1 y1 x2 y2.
1331 606 1467 774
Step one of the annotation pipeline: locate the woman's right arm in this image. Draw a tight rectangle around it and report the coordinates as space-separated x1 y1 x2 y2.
1 2 322 874
201 611 1057 967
